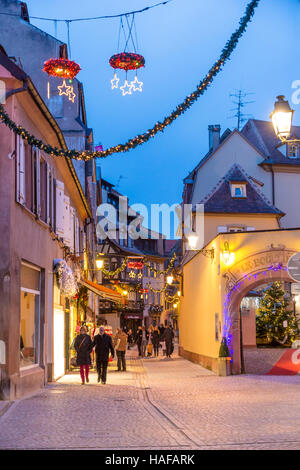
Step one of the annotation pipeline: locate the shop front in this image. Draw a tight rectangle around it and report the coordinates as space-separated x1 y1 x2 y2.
179 228 300 375
18 262 45 397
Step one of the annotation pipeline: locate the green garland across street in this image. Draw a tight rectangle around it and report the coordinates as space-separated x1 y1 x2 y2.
0 0 260 161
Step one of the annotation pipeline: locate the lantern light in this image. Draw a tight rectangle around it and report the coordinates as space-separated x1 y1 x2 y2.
167 275 174 285
96 255 104 270
270 95 294 141
187 234 198 250
222 242 235 266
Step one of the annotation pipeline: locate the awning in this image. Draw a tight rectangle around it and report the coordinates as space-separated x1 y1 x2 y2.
80 279 123 303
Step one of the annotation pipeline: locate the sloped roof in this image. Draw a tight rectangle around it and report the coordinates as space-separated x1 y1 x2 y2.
197 164 284 215
184 128 232 182
241 119 300 166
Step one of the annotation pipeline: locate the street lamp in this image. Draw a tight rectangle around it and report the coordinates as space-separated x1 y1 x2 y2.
187 233 198 250
270 95 294 142
222 241 235 266
95 254 104 270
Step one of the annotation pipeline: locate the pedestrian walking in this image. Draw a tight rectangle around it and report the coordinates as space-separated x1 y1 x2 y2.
141 326 149 358
127 329 133 350
151 326 160 357
147 325 154 356
92 326 115 384
161 324 175 358
114 328 128 371
74 326 93 385
136 326 143 356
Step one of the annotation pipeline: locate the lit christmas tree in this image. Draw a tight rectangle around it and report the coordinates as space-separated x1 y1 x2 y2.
256 281 299 346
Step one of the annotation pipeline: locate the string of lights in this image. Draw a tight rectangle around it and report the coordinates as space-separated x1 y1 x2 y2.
0 0 261 161
0 1 172 22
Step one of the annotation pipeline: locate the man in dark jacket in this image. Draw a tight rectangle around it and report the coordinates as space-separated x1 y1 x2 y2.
161 324 175 358
92 326 114 384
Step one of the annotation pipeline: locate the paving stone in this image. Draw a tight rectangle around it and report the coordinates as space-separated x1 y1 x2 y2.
0 348 300 450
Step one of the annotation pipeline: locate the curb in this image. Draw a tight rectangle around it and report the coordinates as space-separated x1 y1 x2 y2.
0 402 14 419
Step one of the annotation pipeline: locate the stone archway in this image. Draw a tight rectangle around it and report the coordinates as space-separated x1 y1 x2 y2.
224 248 296 374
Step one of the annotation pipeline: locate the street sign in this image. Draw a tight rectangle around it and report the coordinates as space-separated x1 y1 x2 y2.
287 253 300 282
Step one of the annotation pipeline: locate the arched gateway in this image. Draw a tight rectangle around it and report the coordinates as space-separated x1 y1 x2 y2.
224 246 298 374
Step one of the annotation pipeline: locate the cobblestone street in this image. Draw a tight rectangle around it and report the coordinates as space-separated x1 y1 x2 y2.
1 348 300 450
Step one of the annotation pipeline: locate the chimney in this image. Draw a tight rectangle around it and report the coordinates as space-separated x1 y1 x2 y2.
208 125 221 151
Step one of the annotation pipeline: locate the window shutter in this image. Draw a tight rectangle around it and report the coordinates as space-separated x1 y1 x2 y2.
16 135 26 205
36 150 41 217
46 163 50 225
75 216 80 255
70 207 75 252
63 195 71 246
50 168 54 228
217 226 227 233
55 179 64 237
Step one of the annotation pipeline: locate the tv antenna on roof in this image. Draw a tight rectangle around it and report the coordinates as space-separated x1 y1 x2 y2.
229 89 255 130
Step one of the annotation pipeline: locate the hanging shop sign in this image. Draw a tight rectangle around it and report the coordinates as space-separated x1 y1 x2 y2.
128 261 144 269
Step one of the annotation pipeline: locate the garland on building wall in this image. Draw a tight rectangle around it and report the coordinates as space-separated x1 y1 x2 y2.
102 257 128 278
223 263 289 358
147 283 169 294
0 0 260 161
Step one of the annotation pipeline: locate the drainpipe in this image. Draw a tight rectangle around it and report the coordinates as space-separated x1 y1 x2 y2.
5 83 28 100
270 166 275 206
239 306 246 374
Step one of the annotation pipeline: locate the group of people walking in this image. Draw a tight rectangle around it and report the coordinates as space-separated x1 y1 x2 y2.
73 323 175 385
136 324 175 358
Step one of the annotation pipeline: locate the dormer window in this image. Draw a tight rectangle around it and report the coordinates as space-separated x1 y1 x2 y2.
231 183 247 198
287 144 298 159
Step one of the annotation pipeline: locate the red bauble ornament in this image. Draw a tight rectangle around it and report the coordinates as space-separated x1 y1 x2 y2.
43 58 81 79
109 52 145 72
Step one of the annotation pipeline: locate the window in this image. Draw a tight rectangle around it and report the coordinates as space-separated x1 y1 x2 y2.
231 183 247 198
20 263 41 369
288 145 298 159
228 227 245 233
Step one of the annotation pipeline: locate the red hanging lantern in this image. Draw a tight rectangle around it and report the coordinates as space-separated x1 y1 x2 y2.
43 58 81 79
109 53 145 72
109 15 145 96
43 58 81 103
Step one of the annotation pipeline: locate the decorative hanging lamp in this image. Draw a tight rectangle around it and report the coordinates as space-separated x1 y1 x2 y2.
43 57 81 103
109 14 145 96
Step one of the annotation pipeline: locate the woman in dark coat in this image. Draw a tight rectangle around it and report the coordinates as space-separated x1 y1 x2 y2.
74 326 93 384
151 326 160 357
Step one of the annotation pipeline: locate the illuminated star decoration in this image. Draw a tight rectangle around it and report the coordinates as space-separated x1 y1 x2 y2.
68 86 76 103
111 73 120 90
131 76 143 92
137 272 143 280
58 79 71 97
129 270 136 279
120 79 133 96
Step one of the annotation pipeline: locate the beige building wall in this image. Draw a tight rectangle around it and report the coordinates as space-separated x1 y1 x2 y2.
191 132 273 205
274 170 300 228
179 228 300 374
202 213 280 245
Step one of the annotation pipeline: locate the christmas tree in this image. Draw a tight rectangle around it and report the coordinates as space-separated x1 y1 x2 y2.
256 281 299 347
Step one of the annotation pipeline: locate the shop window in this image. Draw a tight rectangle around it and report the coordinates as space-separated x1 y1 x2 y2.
20 264 41 369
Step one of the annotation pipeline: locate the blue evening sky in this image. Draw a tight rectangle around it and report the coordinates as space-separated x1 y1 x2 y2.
25 0 300 210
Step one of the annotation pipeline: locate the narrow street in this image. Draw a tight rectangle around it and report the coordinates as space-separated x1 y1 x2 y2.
1 348 300 450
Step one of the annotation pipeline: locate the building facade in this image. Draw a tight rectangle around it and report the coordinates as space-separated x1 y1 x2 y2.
179 122 300 375
0 51 92 399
